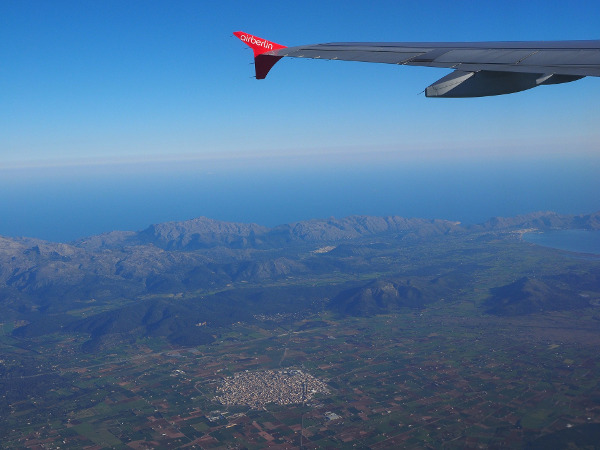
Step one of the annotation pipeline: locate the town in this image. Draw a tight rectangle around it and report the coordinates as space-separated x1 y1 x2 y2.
215 369 330 407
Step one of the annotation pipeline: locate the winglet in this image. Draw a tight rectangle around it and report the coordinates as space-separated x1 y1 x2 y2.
233 31 287 79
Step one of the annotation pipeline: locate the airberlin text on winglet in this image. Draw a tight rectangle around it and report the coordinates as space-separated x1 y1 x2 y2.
240 34 273 51
233 31 286 57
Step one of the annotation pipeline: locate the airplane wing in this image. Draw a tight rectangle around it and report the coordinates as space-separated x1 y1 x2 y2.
233 31 600 98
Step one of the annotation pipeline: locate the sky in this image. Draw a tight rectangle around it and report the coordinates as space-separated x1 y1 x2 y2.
1 0 599 240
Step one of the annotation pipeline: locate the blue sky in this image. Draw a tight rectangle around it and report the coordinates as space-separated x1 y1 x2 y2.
1 1 599 241
2 0 599 170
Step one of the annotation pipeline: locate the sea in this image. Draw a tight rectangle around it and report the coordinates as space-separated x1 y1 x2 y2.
1 157 599 243
523 230 600 255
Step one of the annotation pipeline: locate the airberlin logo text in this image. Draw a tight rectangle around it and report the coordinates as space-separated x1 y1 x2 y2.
240 34 273 51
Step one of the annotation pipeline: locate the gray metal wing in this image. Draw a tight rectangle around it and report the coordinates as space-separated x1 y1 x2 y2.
235 32 600 97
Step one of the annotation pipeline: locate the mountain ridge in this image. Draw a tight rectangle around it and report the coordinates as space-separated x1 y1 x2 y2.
67 210 600 251
1 211 598 297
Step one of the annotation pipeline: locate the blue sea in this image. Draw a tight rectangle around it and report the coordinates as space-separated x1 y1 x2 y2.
1 157 599 243
523 230 600 255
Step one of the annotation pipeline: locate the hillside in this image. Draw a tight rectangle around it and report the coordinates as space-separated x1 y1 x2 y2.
484 276 592 316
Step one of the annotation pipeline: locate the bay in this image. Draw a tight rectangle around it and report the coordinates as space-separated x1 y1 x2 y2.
523 229 600 255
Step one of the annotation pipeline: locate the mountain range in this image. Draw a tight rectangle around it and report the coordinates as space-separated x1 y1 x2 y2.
2 211 599 351
2 211 598 293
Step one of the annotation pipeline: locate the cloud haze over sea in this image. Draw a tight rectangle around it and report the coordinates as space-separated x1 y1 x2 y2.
2 150 599 243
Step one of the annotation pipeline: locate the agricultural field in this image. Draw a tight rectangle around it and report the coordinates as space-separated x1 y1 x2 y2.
1 215 600 448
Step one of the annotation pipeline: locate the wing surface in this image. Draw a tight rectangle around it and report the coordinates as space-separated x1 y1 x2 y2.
234 32 600 97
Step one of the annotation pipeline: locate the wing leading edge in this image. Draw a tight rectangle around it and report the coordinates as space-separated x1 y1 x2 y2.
234 31 600 97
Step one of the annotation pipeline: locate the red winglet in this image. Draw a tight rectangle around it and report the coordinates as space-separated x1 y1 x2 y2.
234 31 287 79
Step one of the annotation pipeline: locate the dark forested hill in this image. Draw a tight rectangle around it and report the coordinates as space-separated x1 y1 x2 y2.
484 276 593 316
